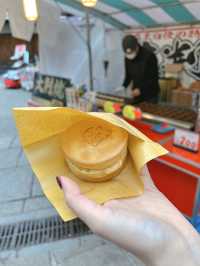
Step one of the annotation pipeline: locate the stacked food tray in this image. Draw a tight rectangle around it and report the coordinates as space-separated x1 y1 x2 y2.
138 102 197 130
96 91 132 107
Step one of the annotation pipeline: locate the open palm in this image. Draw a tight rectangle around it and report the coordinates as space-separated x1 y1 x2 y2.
58 166 199 266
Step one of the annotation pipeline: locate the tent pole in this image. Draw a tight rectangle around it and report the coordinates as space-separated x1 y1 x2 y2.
85 8 94 91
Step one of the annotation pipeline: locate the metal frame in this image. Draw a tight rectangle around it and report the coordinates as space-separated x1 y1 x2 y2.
192 180 200 225
156 158 200 179
85 8 94 91
56 0 128 30
56 0 200 30
0 216 90 251
155 157 200 225
153 131 200 225
109 0 200 15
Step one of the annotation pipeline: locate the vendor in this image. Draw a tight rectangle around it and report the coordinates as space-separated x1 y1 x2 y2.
122 35 160 103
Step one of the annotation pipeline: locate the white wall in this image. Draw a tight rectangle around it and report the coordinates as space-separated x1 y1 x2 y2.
104 30 125 90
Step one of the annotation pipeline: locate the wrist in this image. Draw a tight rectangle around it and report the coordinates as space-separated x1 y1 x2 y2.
151 225 200 266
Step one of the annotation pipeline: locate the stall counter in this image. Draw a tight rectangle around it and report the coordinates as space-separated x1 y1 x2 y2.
127 120 200 223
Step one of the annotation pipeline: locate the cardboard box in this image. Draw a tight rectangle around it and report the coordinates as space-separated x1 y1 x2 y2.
190 81 200 92
165 64 184 79
165 64 184 73
159 78 178 102
171 89 193 108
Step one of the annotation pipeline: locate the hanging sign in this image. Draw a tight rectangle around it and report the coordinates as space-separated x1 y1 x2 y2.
131 25 200 80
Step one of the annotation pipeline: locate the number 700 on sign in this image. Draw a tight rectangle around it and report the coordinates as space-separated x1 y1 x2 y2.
173 128 200 152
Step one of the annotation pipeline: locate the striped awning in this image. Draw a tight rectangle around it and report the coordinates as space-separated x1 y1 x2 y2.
57 0 200 29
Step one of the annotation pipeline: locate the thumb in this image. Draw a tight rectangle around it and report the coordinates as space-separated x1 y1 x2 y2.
57 176 105 231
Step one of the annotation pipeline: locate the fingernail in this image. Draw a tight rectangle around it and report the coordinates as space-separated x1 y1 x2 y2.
56 176 62 189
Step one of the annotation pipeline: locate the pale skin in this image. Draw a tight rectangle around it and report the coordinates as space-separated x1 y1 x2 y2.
132 88 141 98
57 166 200 266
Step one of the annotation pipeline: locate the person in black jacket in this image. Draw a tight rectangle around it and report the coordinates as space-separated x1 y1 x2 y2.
122 35 160 103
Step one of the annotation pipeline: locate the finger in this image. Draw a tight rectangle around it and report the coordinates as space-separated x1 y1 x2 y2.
58 176 106 231
140 165 156 190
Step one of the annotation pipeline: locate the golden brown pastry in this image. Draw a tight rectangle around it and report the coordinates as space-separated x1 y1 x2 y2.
62 118 128 182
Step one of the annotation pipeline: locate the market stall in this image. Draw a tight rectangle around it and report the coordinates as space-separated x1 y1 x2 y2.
2 0 200 225
129 120 200 223
94 23 200 224
62 2 200 225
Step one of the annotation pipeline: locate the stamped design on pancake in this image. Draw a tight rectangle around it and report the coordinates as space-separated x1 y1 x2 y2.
83 126 111 146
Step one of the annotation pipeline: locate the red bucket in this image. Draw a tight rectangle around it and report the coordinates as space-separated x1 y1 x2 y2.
4 79 21 89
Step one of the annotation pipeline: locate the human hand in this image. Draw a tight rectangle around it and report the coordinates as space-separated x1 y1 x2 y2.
57 166 200 266
132 88 141 97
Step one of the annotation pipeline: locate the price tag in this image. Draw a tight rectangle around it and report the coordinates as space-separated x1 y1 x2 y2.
173 128 200 152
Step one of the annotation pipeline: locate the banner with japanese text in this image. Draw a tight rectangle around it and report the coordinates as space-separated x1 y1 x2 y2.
131 25 200 81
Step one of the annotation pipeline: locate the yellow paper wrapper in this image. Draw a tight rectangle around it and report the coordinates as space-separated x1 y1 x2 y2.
13 107 167 221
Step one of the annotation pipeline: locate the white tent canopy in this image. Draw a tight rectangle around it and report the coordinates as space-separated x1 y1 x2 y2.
0 0 199 89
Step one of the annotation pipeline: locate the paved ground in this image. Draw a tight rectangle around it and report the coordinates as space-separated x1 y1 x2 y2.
0 85 57 225
0 235 144 266
0 85 144 265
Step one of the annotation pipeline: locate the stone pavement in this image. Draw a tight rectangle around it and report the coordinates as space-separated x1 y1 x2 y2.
0 85 144 265
0 235 144 266
0 85 57 225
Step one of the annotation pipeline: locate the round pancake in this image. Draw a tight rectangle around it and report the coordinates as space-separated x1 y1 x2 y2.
62 118 128 170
